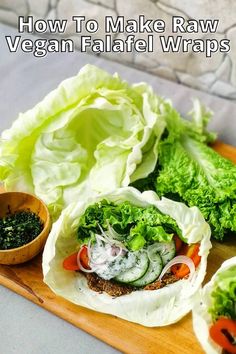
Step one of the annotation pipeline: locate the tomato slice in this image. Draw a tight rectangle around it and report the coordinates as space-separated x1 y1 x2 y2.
62 246 90 271
171 243 201 278
209 318 236 353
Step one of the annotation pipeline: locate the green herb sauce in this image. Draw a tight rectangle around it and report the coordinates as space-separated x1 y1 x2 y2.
0 210 44 250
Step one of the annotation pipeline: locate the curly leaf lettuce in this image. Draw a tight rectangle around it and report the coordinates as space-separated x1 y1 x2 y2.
156 137 236 239
133 99 236 240
42 187 211 327
77 200 181 251
209 263 236 322
0 65 165 219
192 257 236 354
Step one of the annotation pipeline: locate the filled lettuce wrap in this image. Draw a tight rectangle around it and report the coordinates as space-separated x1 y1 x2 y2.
0 65 165 220
43 187 211 327
192 257 236 354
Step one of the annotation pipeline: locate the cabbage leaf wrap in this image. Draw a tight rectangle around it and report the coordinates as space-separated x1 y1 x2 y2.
192 257 236 354
43 187 211 327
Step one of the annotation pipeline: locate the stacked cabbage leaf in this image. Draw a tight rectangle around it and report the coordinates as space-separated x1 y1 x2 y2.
0 65 166 220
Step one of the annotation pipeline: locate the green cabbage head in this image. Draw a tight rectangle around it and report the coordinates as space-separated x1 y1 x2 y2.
0 65 166 219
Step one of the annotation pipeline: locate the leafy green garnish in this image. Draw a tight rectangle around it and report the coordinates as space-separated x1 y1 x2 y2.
77 200 181 251
209 266 236 321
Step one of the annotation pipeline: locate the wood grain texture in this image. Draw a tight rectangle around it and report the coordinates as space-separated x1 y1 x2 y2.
0 142 235 354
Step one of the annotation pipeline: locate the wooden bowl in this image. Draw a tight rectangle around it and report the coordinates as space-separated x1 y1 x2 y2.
0 192 51 265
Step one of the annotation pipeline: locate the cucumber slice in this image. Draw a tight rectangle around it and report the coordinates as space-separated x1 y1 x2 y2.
114 252 149 284
131 252 163 287
148 241 175 266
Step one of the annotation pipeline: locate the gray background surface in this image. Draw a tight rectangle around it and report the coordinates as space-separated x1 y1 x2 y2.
0 23 235 354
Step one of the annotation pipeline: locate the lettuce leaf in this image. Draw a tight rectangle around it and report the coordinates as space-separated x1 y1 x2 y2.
209 264 236 321
0 65 165 220
42 187 211 327
133 100 236 240
77 200 181 251
192 257 236 354
156 137 236 240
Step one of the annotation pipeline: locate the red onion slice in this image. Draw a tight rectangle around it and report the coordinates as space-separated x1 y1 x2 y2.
106 221 124 241
87 239 92 261
89 243 108 266
89 236 122 265
98 225 112 243
87 239 108 265
108 245 124 260
77 247 95 273
98 224 127 249
95 232 111 245
158 255 195 280
82 231 127 272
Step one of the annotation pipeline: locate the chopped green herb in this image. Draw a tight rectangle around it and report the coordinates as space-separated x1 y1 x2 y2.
0 210 44 250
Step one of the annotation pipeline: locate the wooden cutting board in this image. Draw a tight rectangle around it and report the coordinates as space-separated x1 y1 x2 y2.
0 141 235 354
